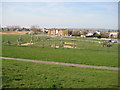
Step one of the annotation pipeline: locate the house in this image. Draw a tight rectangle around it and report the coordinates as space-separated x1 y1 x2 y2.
86 32 94 37
48 28 68 36
80 35 86 38
109 32 118 38
48 28 56 35
95 31 101 35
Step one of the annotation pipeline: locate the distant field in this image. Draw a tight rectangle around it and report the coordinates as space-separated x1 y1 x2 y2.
0 31 28 35
2 34 118 67
2 34 118 49
2 59 118 88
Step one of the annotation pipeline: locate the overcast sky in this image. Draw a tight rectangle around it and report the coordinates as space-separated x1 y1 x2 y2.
1 1 118 29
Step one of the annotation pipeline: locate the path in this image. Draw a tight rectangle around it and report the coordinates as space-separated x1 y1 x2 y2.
1 57 120 71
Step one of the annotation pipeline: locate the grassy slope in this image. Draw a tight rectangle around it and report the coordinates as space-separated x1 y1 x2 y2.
2 45 118 67
2 59 118 88
2 34 118 67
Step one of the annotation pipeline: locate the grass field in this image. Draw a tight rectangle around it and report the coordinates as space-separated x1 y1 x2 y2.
2 45 118 67
2 34 118 50
2 34 119 88
2 59 119 88
2 34 118 67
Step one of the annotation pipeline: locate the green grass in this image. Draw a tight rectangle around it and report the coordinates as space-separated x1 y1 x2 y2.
2 45 118 67
2 34 118 67
2 34 48 44
2 59 119 88
2 34 119 88
2 34 118 50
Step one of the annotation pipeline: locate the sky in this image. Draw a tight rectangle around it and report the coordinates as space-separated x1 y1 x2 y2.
1 0 120 2
0 1 118 29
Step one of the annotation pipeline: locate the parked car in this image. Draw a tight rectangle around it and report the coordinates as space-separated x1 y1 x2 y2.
107 40 117 43
111 40 117 43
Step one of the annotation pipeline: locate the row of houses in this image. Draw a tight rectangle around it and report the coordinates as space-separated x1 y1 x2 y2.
44 28 68 36
1 27 119 38
43 28 119 38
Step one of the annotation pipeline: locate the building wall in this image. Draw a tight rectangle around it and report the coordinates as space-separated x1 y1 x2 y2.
51 29 56 35
47 29 68 36
58 29 63 36
48 29 51 35
109 32 118 38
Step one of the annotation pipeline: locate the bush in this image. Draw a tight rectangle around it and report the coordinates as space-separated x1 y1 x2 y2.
100 33 109 38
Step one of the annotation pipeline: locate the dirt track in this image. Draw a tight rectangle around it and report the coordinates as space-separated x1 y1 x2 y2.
1 57 120 71
0 31 28 35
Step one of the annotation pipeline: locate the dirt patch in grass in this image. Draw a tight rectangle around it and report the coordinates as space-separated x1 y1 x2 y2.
64 42 74 45
64 42 77 45
64 45 73 48
0 31 29 35
51 45 76 48
21 43 34 46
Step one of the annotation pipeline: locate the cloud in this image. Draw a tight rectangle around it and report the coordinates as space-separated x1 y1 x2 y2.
1 2 118 29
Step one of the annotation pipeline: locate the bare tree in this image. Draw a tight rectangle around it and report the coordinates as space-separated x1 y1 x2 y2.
7 25 21 31
72 40 75 48
6 40 11 45
72 30 81 36
30 35 33 43
63 29 68 36
36 36 40 41
81 30 88 36
30 25 39 32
